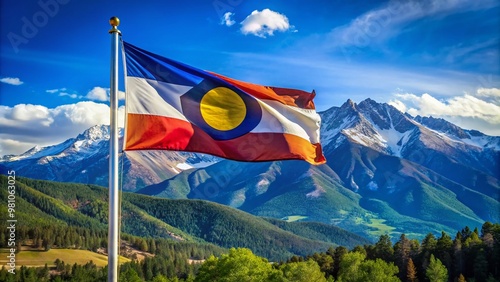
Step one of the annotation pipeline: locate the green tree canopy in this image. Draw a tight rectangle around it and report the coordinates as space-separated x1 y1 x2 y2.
337 251 400 282
195 248 279 282
426 254 448 282
280 259 327 282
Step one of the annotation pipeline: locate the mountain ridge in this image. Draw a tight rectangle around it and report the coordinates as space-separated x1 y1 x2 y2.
1 98 498 241
0 175 370 261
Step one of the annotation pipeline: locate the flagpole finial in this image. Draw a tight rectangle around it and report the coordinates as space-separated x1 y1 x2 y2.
109 16 121 34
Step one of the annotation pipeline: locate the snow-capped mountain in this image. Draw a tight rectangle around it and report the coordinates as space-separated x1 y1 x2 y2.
322 98 499 160
0 125 219 191
1 98 498 240
320 99 499 193
136 98 499 240
1 125 114 163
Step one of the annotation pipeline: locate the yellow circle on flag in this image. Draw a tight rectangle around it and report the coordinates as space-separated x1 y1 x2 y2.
200 87 247 131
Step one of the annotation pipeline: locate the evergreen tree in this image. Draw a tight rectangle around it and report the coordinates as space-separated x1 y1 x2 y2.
394 234 411 280
149 238 157 254
373 234 394 262
457 274 466 282
473 248 488 282
421 233 437 254
309 252 334 276
406 258 417 282
152 275 169 282
436 231 453 276
119 267 142 282
421 233 437 274
333 246 348 278
453 233 464 278
425 254 448 282
461 226 472 241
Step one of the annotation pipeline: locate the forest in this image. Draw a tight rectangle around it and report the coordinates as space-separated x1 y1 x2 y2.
1 221 498 281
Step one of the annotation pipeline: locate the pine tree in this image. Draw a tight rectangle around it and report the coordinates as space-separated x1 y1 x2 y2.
457 274 466 282
453 234 464 278
374 234 394 262
406 258 417 282
436 231 453 276
395 234 411 280
426 254 448 282
149 238 157 254
333 246 348 278
473 248 488 282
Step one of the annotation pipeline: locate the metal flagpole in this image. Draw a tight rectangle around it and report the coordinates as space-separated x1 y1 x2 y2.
108 16 121 282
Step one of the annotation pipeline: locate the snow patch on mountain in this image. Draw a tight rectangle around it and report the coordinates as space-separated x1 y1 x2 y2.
321 116 355 145
256 178 270 189
176 160 219 171
460 135 500 151
343 127 385 149
374 126 413 157
306 185 325 198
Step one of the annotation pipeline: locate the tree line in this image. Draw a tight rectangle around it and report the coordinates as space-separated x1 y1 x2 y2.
294 221 500 281
1 222 498 281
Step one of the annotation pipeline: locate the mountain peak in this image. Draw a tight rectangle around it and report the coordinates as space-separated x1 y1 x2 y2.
25 145 41 154
77 124 110 141
361 97 377 105
341 99 358 111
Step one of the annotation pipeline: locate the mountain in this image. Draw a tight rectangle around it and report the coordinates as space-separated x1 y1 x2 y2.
0 175 369 261
136 98 500 240
2 98 499 241
0 125 218 191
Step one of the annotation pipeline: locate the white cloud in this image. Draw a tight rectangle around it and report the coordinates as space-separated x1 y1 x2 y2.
60 92 82 99
475 87 500 104
7 104 53 126
0 102 125 156
1 77 23 86
86 86 108 101
221 12 235 27
46 88 68 94
240 9 292 38
387 99 407 113
46 88 82 99
389 89 500 136
85 86 125 101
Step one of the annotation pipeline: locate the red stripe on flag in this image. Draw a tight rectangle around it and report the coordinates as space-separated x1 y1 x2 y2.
125 113 326 165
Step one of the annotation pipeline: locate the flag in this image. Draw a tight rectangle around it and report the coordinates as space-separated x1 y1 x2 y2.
123 42 326 165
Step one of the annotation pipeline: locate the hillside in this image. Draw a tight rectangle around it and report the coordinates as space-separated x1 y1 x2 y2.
137 99 499 241
0 175 370 261
2 98 498 242
0 249 130 268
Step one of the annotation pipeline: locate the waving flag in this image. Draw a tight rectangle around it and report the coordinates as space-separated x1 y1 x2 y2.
123 42 326 165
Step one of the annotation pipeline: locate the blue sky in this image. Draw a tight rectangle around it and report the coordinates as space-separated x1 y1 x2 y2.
1 0 499 155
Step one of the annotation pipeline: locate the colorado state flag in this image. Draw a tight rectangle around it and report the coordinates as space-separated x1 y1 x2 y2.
123 42 326 165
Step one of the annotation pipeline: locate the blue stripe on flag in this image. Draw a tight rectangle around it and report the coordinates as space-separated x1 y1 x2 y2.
124 42 204 86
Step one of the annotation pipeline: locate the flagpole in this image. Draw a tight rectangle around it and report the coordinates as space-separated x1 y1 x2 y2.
108 16 120 282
